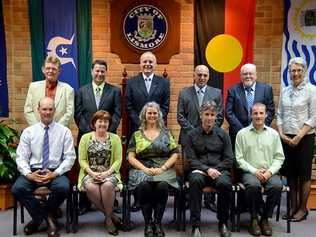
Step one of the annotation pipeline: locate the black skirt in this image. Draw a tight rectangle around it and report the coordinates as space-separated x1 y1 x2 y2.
280 133 315 181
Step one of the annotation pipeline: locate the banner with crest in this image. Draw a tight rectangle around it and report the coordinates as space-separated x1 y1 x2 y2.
29 0 92 89
281 0 316 87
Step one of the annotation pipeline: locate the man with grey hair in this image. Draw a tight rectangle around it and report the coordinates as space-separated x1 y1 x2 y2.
12 97 76 237
185 101 234 237
225 63 275 150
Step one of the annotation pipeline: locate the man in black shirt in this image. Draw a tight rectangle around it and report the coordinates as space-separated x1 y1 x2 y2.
185 101 234 237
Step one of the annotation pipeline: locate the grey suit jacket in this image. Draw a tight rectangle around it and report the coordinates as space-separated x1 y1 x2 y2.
75 82 121 134
177 85 223 145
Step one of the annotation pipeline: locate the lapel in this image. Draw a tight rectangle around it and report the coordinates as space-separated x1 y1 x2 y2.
137 74 149 97
87 84 98 110
54 82 63 108
148 75 159 97
253 82 261 103
237 83 248 112
189 86 200 112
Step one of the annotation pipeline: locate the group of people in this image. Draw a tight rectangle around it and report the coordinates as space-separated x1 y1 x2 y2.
10 51 315 237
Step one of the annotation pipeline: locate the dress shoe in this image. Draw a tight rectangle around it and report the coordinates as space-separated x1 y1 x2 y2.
281 214 294 220
249 218 261 236
144 223 154 237
291 210 309 222
260 218 272 236
218 223 231 237
191 226 202 237
106 220 119 236
24 220 40 235
153 222 165 237
47 214 59 237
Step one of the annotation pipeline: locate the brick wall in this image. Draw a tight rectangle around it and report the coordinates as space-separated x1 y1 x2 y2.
2 0 283 141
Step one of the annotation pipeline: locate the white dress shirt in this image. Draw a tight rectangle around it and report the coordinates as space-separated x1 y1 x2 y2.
16 121 76 176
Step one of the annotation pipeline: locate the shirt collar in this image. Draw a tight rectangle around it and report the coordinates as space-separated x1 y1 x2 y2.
142 73 154 81
244 82 256 92
249 123 267 132
292 80 307 90
39 121 55 129
194 84 206 93
92 81 105 92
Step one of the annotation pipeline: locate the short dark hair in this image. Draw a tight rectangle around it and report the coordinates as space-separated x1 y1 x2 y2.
92 59 107 71
90 110 112 131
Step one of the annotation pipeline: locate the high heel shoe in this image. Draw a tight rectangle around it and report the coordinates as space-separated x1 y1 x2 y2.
291 211 309 222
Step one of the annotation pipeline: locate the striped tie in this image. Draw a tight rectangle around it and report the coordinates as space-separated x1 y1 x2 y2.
42 126 49 170
95 87 101 108
246 87 254 117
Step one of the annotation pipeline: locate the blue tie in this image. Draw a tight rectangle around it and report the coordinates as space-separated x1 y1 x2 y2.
246 87 254 117
42 126 49 170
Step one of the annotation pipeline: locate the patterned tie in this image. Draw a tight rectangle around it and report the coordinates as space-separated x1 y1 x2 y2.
145 77 151 93
42 126 49 170
197 89 204 107
95 87 101 108
246 87 254 117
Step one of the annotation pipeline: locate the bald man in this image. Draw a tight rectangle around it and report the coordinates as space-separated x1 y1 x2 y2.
177 64 224 147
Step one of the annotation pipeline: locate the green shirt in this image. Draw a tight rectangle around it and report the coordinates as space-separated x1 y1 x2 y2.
235 124 285 175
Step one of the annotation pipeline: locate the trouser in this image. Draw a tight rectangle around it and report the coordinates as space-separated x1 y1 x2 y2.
242 173 282 219
11 175 69 224
189 171 232 227
136 181 169 224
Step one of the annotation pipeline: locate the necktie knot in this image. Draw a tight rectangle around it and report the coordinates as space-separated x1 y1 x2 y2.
145 77 151 81
246 87 252 93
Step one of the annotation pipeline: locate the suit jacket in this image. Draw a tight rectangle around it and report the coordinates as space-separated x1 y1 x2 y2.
177 85 223 145
75 82 121 135
126 73 170 134
24 80 74 127
225 82 275 145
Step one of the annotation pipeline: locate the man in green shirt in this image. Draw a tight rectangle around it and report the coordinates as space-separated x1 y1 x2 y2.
235 103 285 236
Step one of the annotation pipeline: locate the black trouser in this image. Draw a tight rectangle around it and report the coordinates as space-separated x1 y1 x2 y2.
136 181 169 224
189 171 232 227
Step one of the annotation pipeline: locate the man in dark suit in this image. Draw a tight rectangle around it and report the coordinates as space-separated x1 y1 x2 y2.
225 63 275 150
177 64 223 146
126 51 170 137
74 59 121 214
75 59 121 143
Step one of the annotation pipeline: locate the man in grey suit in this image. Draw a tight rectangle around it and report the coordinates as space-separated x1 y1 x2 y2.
75 59 121 143
177 64 224 147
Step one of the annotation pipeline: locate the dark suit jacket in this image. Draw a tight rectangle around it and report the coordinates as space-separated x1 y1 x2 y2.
126 73 170 134
75 82 121 137
177 85 223 145
225 81 275 146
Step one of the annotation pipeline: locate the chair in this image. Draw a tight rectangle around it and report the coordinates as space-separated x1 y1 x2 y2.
176 149 237 232
13 186 72 235
235 181 291 233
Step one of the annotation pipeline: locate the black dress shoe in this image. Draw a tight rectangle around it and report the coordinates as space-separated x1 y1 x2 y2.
218 223 231 237
106 221 119 236
153 222 165 237
191 226 202 237
24 221 40 235
144 223 154 237
47 214 59 237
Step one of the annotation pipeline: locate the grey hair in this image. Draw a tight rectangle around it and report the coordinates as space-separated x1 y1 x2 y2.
288 57 307 71
240 63 256 75
139 101 165 131
199 100 218 115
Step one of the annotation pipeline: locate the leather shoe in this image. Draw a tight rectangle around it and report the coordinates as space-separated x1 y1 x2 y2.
24 220 40 235
47 214 59 237
106 220 119 236
144 223 154 237
153 222 165 237
191 226 202 237
249 218 261 236
260 218 272 236
218 223 231 237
